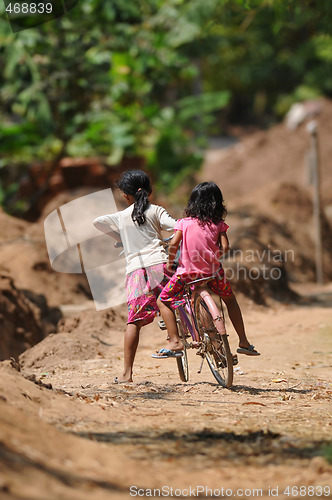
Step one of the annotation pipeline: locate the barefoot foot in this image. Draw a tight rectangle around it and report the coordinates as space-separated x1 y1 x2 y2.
113 376 133 384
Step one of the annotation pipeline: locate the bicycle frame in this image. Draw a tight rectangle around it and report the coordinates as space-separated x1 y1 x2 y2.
177 305 196 340
177 278 226 343
174 275 234 387
163 236 234 387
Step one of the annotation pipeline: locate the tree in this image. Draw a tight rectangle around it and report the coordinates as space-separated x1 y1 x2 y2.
1 0 332 213
0 0 230 212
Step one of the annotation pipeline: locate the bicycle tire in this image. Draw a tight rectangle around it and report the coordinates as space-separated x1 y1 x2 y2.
175 308 189 382
194 294 233 388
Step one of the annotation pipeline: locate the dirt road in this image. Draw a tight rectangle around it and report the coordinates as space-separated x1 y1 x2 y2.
0 285 330 500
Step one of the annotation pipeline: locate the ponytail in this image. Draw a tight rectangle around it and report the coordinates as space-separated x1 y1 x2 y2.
116 170 152 226
132 188 150 225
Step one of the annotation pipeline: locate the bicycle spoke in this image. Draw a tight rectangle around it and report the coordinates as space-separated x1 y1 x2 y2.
175 308 189 382
194 295 233 388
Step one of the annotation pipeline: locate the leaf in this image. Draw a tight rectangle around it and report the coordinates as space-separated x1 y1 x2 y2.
242 402 266 406
177 91 231 121
167 19 201 47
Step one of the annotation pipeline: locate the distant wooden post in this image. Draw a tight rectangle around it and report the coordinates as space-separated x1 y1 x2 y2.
306 121 323 284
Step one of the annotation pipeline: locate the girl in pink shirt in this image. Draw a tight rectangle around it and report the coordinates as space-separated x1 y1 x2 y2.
155 182 260 357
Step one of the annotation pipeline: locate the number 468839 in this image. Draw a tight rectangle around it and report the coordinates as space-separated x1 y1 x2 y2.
283 486 331 497
6 3 53 14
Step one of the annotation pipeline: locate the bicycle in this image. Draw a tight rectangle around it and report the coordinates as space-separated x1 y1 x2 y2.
119 236 236 387
173 275 237 388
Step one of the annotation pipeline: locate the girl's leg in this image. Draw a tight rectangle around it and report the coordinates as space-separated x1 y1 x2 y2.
157 298 183 352
221 293 251 348
118 320 144 382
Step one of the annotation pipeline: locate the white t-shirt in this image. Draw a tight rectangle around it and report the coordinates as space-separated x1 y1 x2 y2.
93 204 176 274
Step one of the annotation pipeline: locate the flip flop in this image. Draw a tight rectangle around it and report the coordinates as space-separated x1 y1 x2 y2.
237 345 260 356
151 348 183 359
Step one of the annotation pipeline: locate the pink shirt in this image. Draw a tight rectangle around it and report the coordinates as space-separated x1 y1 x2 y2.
175 218 229 277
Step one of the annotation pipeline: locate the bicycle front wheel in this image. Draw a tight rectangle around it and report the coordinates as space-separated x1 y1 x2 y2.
194 295 233 388
175 308 189 382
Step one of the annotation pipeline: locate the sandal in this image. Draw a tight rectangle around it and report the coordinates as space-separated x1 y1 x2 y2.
151 348 183 359
237 345 260 356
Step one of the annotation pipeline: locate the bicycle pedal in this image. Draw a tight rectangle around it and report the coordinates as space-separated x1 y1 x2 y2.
232 354 238 366
158 319 167 330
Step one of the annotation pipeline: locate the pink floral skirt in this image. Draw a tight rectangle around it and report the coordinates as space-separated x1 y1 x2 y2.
159 266 232 309
126 263 172 326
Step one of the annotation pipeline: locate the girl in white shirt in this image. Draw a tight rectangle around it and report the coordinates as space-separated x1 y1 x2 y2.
93 170 180 382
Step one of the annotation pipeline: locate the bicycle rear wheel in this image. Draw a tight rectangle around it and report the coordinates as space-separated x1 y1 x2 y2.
194 295 233 388
175 308 189 382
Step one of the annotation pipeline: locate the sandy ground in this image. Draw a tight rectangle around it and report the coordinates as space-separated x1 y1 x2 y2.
0 285 331 500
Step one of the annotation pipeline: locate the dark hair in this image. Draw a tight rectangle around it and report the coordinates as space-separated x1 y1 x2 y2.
184 182 227 225
116 169 152 225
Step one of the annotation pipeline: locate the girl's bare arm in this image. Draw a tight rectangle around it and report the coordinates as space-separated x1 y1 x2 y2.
167 230 182 270
219 231 230 255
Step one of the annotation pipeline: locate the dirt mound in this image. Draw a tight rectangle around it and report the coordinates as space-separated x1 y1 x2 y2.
270 182 313 221
224 259 297 305
204 98 332 208
57 307 126 335
0 270 61 361
270 183 332 278
227 183 332 283
203 98 332 288
19 331 107 373
0 208 92 307
0 207 28 240
19 308 126 373
204 123 332 288
0 361 148 500
0 195 127 363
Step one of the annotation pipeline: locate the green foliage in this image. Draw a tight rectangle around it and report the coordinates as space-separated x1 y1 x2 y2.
324 443 332 464
201 0 332 123
275 85 322 117
0 180 19 206
178 91 231 122
1 0 232 205
1 0 332 212
149 108 203 193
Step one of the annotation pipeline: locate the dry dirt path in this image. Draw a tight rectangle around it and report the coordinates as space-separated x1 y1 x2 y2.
1 286 329 500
